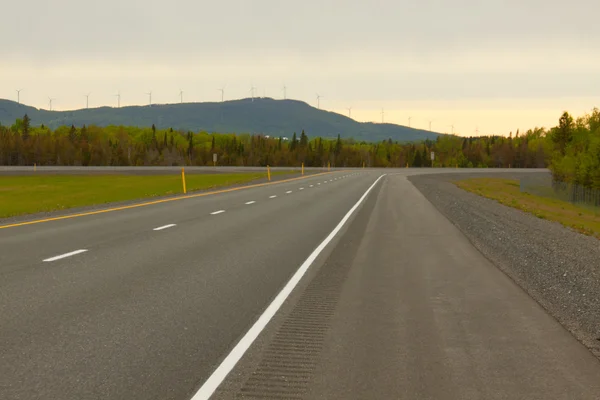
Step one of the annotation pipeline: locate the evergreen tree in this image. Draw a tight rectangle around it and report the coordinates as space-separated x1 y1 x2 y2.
290 132 297 151
22 114 31 141
300 130 308 148
69 125 77 143
552 111 574 155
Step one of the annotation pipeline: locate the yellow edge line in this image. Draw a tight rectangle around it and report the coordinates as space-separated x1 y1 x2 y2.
0 171 333 230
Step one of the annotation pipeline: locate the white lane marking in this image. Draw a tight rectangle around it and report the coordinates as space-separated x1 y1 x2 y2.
190 174 386 400
317 183 321 185
269 195 277 198
299 188 304 190
43 249 88 262
310 185 314 187
286 190 292 194
153 224 176 231
329 179 333 182
211 210 225 215
245 201 256 205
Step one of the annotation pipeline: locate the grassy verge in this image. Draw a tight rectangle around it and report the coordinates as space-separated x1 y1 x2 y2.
455 178 600 239
0 171 296 218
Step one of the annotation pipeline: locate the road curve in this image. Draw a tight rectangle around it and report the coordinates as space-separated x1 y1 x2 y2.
1 170 599 400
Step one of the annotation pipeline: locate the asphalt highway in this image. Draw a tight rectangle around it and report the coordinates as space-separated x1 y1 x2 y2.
1 169 599 400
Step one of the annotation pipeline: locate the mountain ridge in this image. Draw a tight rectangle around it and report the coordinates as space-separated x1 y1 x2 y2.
0 98 440 142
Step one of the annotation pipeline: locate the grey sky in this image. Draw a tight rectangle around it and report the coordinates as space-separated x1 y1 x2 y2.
2 0 599 134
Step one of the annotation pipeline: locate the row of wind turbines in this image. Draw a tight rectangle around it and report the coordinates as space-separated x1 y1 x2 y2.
13 88 470 134
14 85 305 110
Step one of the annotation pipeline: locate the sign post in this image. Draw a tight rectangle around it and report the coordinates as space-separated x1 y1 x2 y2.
430 151 435 167
213 153 217 167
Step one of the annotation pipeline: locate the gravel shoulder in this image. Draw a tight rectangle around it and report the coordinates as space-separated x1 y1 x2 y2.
409 172 600 359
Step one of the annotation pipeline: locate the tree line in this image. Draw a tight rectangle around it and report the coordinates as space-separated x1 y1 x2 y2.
1 108 598 188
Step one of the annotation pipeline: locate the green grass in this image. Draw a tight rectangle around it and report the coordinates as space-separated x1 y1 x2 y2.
455 178 600 239
0 171 295 218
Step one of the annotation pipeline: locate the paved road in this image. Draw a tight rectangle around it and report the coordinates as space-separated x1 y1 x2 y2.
1 169 598 400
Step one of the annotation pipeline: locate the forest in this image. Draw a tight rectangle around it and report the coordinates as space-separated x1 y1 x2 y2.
1 108 599 189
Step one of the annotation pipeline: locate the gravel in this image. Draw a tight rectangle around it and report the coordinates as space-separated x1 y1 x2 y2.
409 172 600 359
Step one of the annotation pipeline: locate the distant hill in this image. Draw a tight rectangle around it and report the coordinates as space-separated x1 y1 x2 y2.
0 98 440 142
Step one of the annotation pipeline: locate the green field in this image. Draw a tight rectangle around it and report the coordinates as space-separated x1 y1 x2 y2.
0 171 295 218
456 178 600 239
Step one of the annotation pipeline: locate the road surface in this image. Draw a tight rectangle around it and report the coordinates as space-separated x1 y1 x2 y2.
1 170 599 400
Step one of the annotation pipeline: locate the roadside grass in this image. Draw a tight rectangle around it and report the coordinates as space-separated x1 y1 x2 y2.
455 178 600 239
0 171 296 218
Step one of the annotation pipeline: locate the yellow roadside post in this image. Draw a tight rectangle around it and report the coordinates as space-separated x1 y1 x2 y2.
302 162 304 176
328 161 331 172
181 167 187 194
267 165 271 181
406 162 409 168
363 161 365 169
34 163 36 172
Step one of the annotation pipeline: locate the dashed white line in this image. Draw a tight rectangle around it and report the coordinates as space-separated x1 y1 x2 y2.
269 195 277 198
190 174 386 400
43 249 88 262
317 183 321 185
245 201 256 205
153 224 176 231
310 185 314 187
210 210 226 215
286 190 292 194
299 188 304 190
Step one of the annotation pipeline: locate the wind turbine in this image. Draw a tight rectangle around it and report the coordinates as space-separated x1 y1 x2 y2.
316 94 323 109
282 84 287 100
179 89 183 104
428 120 434 131
48 97 56 111
146 91 152 106
218 87 225 102
16 89 23 104
381 108 385 123
346 107 352 118
84 93 91 109
250 85 256 101
408 116 412 128
475 126 480 135
115 91 121 108
449 124 455 135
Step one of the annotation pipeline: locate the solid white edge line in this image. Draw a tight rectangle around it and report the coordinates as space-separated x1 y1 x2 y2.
245 201 256 205
190 173 386 400
43 249 88 262
299 188 304 190
269 195 277 198
210 210 226 215
286 191 292 194
153 224 176 231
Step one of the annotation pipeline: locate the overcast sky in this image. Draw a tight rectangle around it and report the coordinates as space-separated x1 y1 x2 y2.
2 0 598 135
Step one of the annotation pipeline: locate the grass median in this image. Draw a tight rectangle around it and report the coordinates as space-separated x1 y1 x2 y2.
455 178 600 239
0 171 296 218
